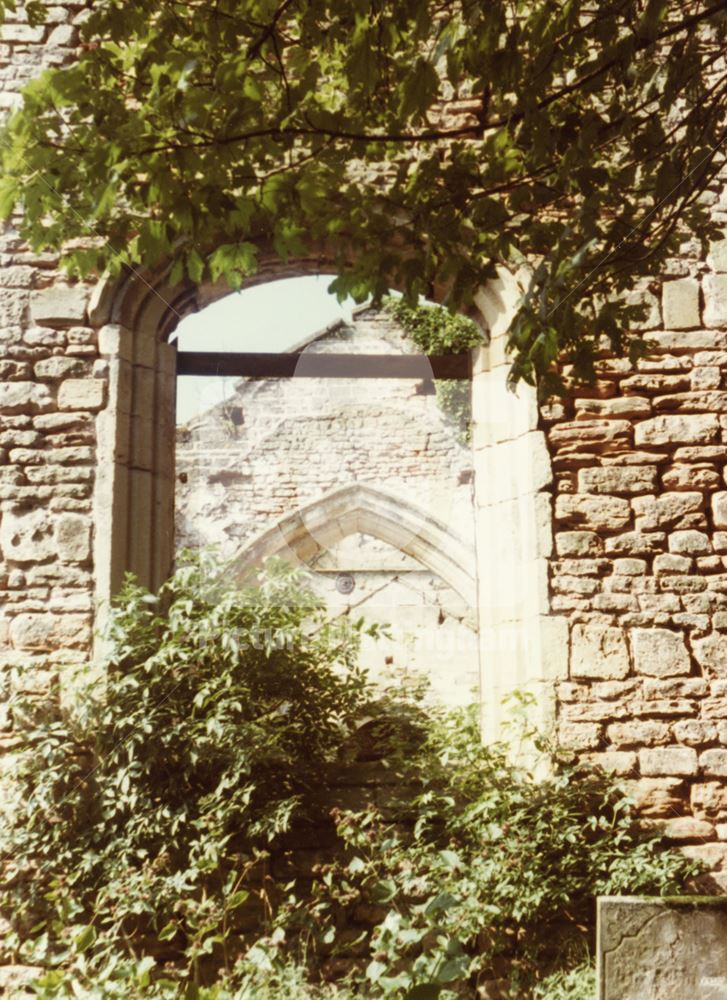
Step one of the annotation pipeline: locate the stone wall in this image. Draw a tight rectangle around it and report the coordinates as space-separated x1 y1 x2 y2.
1 0 727 883
175 306 479 704
0 4 100 711
548 213 727 882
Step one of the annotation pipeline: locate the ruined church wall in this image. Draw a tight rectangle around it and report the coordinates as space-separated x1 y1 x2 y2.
175 308 474 556
547 207 727 879
175 307 479 704
0 4 102 710
0 0 727 878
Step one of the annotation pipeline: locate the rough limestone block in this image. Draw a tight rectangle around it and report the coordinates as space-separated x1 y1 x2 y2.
604 531 665 555
574 396 651 419
628 778 687 817
704 273 727 328
558 721 601 750
613 558 646 575
55 513 91 563
598 896 727 1000
692 634 727 674
634 414 719 447
648 330 727 351
653 553 692 576
0 23 45 42
632 492 703 530
654 390 727 413
585 751 636 774
0 288 29 326
668 530 711 555
34 356 85 380
664 816 716 840
639 747 698 776
555 530 602 556
0 382 52 415
30 284 88 326
663 465 720 491
662 278 701 330
570 623 630 680
555 494 631 531
8 612 89 652
548 418 631 452
47 24 76 46
630 628 691 677
712 492 727 528
691 365 722 390
707 238 727 272
701 750 727 777
577 466 656 496
626 286 661 329
673 719 719 745
608 720 670 747
0 509 55 564
57 378 107 411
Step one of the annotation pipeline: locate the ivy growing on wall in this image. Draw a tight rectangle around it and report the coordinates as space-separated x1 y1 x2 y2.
385 297 483 443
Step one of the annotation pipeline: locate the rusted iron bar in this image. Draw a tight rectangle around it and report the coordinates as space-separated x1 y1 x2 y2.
176 352 471 379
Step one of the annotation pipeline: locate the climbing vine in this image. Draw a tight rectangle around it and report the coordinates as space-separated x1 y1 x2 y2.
385 297 483 442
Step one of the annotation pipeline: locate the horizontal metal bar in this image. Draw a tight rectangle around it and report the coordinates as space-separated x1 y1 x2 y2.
176 351 471 379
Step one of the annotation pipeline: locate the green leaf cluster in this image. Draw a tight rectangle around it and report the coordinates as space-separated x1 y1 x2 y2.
1 573 700 1000
1 553 371 994
274 704 701 998
385 297 481 442
0 1 725 387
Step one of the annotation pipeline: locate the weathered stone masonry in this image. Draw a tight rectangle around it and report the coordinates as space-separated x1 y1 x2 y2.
548 216 727 882
1 2 727 883
0 5 97 689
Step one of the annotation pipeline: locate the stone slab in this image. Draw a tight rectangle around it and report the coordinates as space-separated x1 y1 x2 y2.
597 896 727 1000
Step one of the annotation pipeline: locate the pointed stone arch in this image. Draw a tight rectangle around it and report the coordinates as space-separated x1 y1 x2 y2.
87 259 564 742
227 482 477 607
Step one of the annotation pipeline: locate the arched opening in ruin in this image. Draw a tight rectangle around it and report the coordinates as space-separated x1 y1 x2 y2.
172 280 479 703
227 482 476 604
87 259 560 738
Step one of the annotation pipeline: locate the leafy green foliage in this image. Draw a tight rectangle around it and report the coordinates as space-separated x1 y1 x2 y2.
385 297 484 356
0 2 725 389
2 564 700 1000
2 554 373 993
385 296 481 441
534 963 597 1000
273 707 701 997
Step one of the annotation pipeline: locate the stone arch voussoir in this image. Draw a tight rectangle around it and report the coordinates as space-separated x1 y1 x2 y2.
227 482 478 607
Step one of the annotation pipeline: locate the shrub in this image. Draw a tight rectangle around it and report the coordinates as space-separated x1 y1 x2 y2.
270 707 700 997
2 555 372 993
1 556 700 998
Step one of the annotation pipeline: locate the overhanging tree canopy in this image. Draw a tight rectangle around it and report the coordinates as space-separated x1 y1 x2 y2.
1 0 726 391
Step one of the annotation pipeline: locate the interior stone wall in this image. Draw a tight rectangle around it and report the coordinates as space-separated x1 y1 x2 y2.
175 306 479 704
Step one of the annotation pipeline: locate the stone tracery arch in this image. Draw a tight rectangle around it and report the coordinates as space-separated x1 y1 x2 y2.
226 482 477 607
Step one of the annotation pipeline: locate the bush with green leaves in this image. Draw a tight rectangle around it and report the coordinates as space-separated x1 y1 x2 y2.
2 555 372 994
385 297 482 442
1 556 700 999
266 707 700 998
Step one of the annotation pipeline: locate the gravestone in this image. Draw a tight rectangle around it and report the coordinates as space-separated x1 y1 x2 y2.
597 896 727 1000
